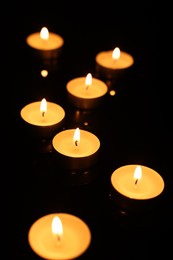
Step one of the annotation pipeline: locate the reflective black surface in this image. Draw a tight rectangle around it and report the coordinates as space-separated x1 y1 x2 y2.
6 4 172 259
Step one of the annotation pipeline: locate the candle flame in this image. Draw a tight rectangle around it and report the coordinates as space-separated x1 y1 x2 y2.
52 216 63 242
112 47 120 61
40 98 47 117
85 73 92 90
40 27 49 40
134 165 142 186
73 127 80 147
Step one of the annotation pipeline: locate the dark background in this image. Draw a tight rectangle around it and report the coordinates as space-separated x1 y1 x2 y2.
5 2 172 259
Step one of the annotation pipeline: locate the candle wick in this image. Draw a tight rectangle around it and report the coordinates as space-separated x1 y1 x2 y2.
75 140 78 146
42 111 45 117
85 85 89 90
56 234 61 245
134 178 138 189
135 178 138 185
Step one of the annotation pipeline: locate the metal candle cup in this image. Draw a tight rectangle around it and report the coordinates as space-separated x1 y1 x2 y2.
110 164 165 213
66 76 108 110
20 101 65 140
26 27 64 69
28 213 91 260
95 49 134 80
52 128 100 170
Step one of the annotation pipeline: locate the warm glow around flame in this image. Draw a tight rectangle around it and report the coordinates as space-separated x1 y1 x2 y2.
134 165 142 181
40 27 49 40
40 98 47 115
52 216 63 238
112 47 120 61
73 127 80 147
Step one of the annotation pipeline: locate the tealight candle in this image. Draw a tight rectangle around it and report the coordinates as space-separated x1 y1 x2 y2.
110 164 165 212
52 128 100 170
95 47 134 79
28 213 91 260
26 27 64 67
20 98 65 140
66 73 108 109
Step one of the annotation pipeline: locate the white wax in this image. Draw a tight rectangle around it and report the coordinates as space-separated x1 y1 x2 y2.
28 213 91 260
52 129 100 158
111 164 164 200
95 50 134 69
26 32 64 51
66 77 108 99
20 101 65 126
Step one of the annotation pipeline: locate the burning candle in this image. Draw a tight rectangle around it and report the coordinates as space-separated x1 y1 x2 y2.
95 47 134 79
20 98 65 139
110 164 165 212
26 27 64 67
52 128 100 170
66 73 108 109
28 213 91 260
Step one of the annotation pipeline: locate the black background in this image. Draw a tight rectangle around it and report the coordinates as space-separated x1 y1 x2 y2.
5 2 172 259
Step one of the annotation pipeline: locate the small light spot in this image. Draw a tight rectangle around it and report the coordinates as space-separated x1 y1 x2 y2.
41 70 48 77
109 90 116 96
